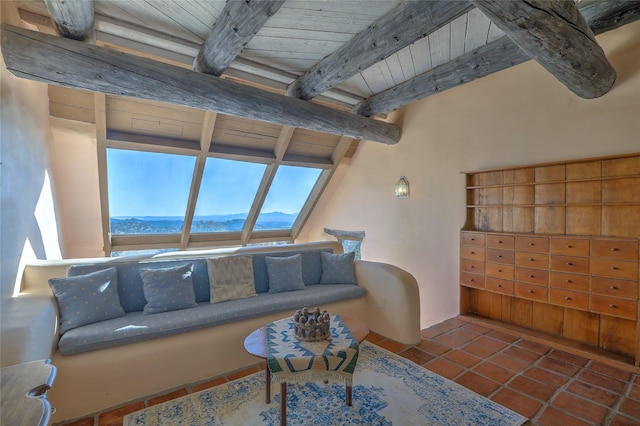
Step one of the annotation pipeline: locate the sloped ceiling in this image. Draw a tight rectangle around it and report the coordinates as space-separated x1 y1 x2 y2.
3 0 638 252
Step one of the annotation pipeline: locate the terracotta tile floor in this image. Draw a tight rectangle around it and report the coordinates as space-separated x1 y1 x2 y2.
57 316 640 426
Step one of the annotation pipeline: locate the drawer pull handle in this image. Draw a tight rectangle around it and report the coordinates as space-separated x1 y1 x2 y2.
610 266 617 270
611 247 619 251
565 279 573 283
528 290 534 294
471 251 475 254
529 243 534 246
471 238 475 241
469 279 475 282
497 284 502 288
498 240 503 244
528 274 535 278
566 262 573 266
498 255 503 258
610 304 617 309
610 285 617 290
566 245 572 248
470 265 475 268
529 258 535 261
565 296 571 301
498 269 503 272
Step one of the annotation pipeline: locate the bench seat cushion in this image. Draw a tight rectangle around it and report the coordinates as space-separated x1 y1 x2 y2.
57 284 365 355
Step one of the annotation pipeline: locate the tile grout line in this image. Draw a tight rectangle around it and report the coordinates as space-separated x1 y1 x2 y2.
527 355 591 425
602 371 637 425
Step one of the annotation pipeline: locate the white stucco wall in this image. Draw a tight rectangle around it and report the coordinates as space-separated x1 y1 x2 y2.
0 3 62 305
49 118 104 258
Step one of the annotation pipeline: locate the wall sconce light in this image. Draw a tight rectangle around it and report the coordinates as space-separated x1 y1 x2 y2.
395 176 410 198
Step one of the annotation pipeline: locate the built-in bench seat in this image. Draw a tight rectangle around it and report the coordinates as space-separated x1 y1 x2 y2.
3 241 421 423
59 284 365 355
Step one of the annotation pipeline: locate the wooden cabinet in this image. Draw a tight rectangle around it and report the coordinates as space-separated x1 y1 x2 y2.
460 153 640 365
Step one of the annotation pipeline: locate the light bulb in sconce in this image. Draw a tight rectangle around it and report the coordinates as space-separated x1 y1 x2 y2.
395 176 409 198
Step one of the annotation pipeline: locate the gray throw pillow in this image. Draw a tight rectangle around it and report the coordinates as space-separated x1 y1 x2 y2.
140 263 198 314
265 254 306 294
320 251 357 284
49 267 125 334
207 256 257 303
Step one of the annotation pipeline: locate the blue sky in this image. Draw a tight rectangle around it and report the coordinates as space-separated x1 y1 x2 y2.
107 149 321 218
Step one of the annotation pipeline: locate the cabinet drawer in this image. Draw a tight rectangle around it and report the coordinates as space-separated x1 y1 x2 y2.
549 289 589 310
461 259 484 275
591 239 639 261
550 238 590 256
460 272 485 289
591 276 638 300
550 255 590 274
515 267 549 286
516 236 549 253
550 272 589 292
486 249 515 264
591 259 639 281
515 282 548 302
486 277 514 295
515 252 549 269
461 232 486 247
487 234 515 250
486 262 514 280
590 295 637 320
461 246 485 261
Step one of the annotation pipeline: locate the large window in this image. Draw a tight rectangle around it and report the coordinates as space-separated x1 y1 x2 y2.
191 158 266 233
257 165 322 230
105 148 325 253
107 149 196 235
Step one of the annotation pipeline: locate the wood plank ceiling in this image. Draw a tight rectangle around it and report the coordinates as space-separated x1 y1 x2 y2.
5 0 639 253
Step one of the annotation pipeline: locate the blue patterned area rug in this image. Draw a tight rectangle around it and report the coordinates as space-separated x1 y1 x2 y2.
124 342 527 425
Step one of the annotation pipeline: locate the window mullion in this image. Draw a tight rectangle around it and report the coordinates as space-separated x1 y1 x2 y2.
241 126 294 245
181 112 216 250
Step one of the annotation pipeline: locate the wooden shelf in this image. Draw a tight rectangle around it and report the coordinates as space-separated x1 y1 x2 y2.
460 153 640 366
466 203 640 208
466 174 640 189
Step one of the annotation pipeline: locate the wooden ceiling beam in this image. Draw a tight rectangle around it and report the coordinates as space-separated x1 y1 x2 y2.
355 0 640 116
1 25 400 145
44 0 94 41
470 0 615 99
286 0 474 100
194 0 284 76
17 7 364 108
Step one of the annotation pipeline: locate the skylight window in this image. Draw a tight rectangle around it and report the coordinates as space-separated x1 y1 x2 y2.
256 165 322 230
107 148 196 235
102 141 334 254
191 158 266 233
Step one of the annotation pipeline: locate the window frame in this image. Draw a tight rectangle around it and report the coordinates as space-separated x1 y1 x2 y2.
96 113 348 256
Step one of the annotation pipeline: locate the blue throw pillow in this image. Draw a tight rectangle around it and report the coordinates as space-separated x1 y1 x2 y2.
49 267 125 334
265 254 306 294
320 251 357 284
140 264 198 314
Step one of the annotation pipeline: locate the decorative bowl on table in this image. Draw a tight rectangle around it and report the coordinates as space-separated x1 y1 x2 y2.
293 307 330 341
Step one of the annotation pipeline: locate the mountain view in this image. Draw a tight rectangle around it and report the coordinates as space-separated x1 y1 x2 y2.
110 212 297 235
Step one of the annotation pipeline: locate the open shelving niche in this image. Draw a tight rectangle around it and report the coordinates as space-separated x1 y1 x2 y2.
459 152 640 369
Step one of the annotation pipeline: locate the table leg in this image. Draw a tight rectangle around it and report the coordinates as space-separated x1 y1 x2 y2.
280 382 287 426
265 362 270 404
346 383 352 406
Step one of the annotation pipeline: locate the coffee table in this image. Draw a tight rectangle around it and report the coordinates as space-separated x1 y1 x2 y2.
244 316 369 426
